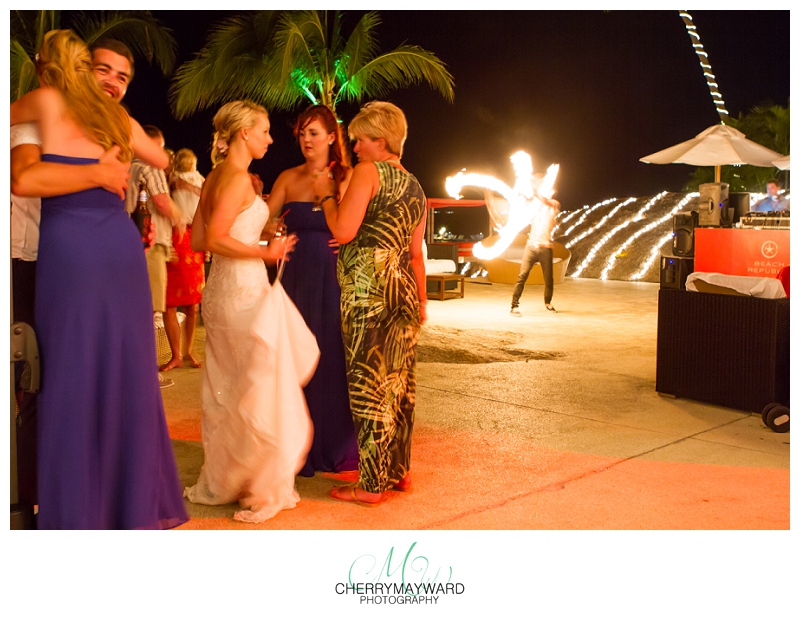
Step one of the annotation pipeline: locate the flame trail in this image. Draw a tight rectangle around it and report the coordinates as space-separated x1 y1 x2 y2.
445 152 559 260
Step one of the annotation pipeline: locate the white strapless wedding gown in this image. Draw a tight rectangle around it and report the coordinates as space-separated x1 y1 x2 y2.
184 196 319 523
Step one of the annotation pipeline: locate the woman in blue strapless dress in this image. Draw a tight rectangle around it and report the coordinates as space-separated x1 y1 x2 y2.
10 30 188 529
268 105 359 476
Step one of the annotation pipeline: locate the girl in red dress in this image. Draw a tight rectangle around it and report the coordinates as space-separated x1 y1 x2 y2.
161 148 206 370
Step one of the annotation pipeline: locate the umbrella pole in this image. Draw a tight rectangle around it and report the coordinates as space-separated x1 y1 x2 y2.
715 166 721 183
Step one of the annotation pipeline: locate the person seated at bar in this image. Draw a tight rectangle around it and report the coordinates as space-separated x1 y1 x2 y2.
752 178 790 212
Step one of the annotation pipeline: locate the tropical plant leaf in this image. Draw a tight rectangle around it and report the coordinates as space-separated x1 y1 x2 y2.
10 39 39 103
11 10 61 55
338 11 381 85
341 45 454 104
169 9 454 117
169 13 284 118
67 10 177 75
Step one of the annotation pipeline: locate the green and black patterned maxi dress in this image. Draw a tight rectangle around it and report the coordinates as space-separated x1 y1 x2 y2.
337 161 427 494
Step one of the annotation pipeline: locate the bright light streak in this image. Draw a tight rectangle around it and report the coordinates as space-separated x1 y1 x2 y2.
565 197 636 249
446 171 518 205
553 204 590 230
445 153 559 260
600 192 698 280
571 192 666 278
630 231 673 281
681 11 728 121
537 163 560 200
561 197 618 238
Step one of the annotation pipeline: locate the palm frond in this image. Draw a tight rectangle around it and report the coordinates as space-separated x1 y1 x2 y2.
169 14 277 118
338 12 381 85
737 104 790 154
10 39 39 102
170 9 454 116
329 10 346 55
67 10 177 75
341 45 454 103
271 11 326 83
11 10 61 54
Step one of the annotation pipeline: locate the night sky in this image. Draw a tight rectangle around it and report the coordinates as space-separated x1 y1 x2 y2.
120 10 790 211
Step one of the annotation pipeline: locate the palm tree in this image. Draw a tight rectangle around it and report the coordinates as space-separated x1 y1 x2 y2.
11 10 177 102
169 10 454 119
732 103 790 155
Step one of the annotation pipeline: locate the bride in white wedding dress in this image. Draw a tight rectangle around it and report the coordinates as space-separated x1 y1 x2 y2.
185 100 319 523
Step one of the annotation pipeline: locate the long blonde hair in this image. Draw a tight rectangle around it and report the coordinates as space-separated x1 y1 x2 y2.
36 29 132 161
211 100 268 167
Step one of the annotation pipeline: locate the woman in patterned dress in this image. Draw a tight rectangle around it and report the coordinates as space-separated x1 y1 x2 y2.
312 101 427 506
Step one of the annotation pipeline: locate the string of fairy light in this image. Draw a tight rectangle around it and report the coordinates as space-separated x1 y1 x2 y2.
433 13 789 282
571 193 666 278
564 197 636 249
628 193 700 280
559 198 619 238
435 188 789 282
601 192 698 280
680 10 729 122
550 205 589 237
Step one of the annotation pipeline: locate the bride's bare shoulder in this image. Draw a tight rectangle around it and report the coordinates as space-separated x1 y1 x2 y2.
202 166 253 208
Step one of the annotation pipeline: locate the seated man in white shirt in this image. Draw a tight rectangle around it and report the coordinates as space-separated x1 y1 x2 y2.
752 178 790 212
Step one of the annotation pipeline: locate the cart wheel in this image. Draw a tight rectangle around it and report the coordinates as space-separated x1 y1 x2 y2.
765 405 790 433
761 402 783 426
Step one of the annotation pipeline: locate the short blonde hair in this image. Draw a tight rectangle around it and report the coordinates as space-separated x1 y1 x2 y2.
172 148 197 173
211 100 268 166
348 101 408 157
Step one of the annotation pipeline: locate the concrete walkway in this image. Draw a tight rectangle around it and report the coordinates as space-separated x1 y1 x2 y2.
161 278 789 530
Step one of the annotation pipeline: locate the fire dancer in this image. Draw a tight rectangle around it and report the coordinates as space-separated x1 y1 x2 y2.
493 179 560 315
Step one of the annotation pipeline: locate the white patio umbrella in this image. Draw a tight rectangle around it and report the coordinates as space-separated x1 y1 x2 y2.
640 123 784 182
773 155 790 170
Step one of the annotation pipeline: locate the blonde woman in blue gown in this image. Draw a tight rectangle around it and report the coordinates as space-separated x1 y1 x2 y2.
10 29 187 529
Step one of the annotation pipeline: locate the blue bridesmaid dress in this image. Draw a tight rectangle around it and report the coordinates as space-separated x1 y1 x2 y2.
35 154 188 529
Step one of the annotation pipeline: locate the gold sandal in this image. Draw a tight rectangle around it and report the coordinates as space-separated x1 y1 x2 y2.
328 484 383 507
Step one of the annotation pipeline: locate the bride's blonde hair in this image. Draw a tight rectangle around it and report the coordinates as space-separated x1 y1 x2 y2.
36 29 132 162
211 100 268 167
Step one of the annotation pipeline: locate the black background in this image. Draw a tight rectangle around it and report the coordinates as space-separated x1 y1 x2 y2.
121 10 790 210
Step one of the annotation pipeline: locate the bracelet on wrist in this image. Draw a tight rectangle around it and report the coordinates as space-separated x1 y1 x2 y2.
315 195 336 208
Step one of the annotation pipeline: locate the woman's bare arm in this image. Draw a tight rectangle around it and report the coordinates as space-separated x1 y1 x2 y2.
190 198 206 252
9 90 45 126
11 143 129 199
203 171 295 263
130 117 169 169
409 211 428 325
314 162 377 244
266 170 289 219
